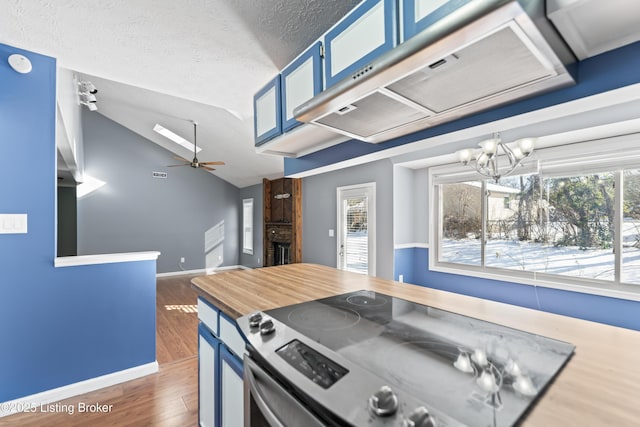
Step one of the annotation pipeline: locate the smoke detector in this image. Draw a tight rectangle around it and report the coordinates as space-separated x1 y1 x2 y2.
8 54 32 74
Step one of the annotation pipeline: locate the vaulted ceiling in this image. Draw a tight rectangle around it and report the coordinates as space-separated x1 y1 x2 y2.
0 0 360 187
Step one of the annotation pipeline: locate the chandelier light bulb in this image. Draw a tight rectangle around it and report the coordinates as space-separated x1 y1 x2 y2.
457 149 473 165
512 146 525 160
516 137 535 155
476 152 489 168
479 138 499 158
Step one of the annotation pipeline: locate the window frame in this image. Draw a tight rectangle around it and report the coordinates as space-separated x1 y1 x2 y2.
242 198 254 255
429 136 640 302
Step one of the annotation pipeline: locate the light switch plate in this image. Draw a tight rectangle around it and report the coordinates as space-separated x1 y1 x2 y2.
329 229 335 237
0 214 28 234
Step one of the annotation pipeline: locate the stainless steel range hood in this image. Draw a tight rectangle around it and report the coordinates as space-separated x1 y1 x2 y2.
293 0 576 144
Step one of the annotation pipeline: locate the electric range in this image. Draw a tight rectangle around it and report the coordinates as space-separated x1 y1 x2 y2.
238 290 574 427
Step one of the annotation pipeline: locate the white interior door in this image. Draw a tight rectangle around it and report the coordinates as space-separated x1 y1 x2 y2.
337 183 376 275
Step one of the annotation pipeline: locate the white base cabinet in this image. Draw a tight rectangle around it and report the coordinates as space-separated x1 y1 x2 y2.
198 297 245 427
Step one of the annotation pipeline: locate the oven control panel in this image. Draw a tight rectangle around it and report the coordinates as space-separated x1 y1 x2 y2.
276 339 349 389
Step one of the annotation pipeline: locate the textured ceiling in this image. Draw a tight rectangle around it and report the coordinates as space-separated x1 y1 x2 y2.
0 0 360 187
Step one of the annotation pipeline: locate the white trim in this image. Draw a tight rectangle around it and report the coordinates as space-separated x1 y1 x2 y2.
156 265 250 278
394 243 429 249
286 83 640 179
431 263 640 302
54 251 161 268
0 361 158 418
242 198 254 255
157 268 206 277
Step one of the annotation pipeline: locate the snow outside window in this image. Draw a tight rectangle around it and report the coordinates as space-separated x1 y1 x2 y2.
436 167 640 289
243 198 253 255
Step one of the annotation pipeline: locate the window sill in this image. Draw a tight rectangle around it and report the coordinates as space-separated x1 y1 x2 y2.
55 251 161 268
430 262 640 303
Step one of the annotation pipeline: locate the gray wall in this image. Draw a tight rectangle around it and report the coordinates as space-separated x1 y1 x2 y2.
302 159 394 280
239 183 264 268
78 111 240 273
393 166 430 246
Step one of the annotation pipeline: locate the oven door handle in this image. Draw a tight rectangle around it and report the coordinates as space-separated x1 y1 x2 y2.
244 356 286 427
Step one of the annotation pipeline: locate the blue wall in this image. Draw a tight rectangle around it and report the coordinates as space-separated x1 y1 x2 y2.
285 41 640 176
394 247 640 331
0 43 156 402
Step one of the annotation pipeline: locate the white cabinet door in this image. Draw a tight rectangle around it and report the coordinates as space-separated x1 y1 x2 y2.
220 346 244 427
198 324 219 427
254 76 282 145
324 0 396 87
281 42 323 132
401 0 472 41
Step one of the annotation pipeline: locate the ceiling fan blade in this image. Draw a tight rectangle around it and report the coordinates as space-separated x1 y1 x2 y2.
201 166 216 171
173 155 189 162
199 161 225 165
167 164 189 167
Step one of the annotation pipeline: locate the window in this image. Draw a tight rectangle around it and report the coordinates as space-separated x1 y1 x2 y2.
431 139 640 298
242 199 253 255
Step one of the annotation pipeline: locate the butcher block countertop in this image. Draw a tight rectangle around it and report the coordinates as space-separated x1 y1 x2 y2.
192 263 640 426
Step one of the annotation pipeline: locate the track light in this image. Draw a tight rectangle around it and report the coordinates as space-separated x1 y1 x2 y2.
80 101 98 112
79 93 97 103
78 81 98 94
77 80 98 111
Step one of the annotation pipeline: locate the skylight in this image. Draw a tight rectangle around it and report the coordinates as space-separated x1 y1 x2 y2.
153 124 202 153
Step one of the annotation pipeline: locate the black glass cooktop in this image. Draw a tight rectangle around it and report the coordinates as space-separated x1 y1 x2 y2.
265 290 574 427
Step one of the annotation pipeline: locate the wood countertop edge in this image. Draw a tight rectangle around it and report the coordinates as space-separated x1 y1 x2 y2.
191 263 640 426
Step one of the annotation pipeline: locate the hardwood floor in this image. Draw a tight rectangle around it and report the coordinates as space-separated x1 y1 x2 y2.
156 274 200 364
3 275 202 427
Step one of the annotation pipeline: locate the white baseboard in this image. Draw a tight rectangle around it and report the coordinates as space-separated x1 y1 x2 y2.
156 268 206 277
0 361 158 418
157 265 250 278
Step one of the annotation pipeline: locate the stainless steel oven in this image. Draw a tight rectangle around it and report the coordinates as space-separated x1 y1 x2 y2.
243 355 326 427
238 290 574 427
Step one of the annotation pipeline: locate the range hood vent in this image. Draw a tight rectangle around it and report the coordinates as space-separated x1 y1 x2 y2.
294 0 575 144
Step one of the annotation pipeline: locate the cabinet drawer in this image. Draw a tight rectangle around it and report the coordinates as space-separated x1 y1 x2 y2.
197 297 219 335
219 313 246 358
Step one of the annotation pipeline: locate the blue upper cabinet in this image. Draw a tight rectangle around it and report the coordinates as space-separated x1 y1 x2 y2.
253 75 282 146
281 42 323 132
324 0 397 88
401 0 473 42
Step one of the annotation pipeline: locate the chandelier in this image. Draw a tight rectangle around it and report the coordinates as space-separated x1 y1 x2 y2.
456 133 535 182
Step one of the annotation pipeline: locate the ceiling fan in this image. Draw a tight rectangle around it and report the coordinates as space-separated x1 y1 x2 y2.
162 121 225 171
